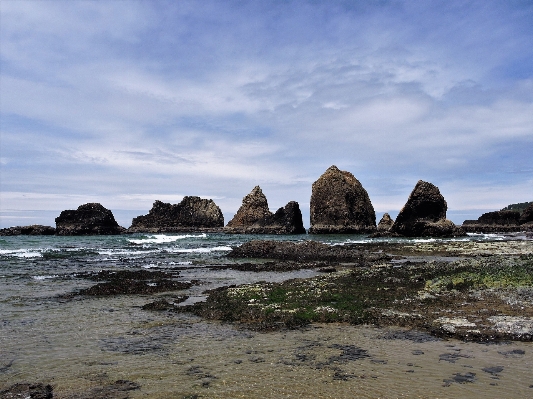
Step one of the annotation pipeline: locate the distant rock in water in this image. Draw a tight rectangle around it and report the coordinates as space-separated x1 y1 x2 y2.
389 180 464 237
462 203 533 233
308 165 376 234
224 186 305 234
128 197 224 233
377 213 394 231
56 203 125 235
0 225 56 236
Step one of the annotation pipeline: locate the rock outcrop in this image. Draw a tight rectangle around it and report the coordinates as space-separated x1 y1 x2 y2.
128 196 224 233
55 203 125 235
0 225 56 236
308 165 376 234
224 186 306 234
389 180 464 237
520 203 533 226
462 204 533 233
377 213 394 231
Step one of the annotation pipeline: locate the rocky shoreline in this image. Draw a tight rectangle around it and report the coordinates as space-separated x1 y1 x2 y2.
176 239 533 342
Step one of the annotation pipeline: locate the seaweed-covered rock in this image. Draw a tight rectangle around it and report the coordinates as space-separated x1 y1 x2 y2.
308 165 376 234
55 203 125 235
224 187 304 234
390 181 464 237
128 196 224 233
377 213 394 231
227 239 366 261
0 225 56 236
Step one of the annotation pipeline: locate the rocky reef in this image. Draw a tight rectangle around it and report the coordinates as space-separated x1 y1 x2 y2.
383 180 464 237
128 196 224 233
55 203 125 235
0 225 56 236
308 165 376 234
462 202 533 233
224 186 305 234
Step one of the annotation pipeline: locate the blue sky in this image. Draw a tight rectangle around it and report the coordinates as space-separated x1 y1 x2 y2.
1 0 532 228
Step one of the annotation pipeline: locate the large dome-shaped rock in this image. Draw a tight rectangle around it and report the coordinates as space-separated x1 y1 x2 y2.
128 196 224 233
224 186 305 234
390 181 464 237
377 213 394 232
55 203 125 235
308 165 376 234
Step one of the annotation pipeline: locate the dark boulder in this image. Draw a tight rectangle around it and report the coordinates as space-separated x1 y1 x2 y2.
128 196 224 233
224 187 305 234
308 165 376 234
0 225 56 236
377 213 394 231
390 180 464 237
55 203 125 235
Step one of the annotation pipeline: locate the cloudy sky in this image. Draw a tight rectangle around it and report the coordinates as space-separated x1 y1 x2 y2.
1 0 532 228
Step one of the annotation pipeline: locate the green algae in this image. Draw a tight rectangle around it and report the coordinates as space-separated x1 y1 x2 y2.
181 252 533 340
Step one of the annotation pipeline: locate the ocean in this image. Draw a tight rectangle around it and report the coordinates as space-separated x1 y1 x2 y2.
1 232 532 398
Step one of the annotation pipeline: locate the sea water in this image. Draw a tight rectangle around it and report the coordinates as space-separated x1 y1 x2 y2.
1 233 532 398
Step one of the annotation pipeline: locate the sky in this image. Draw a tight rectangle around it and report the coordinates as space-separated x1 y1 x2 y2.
1 0 532 229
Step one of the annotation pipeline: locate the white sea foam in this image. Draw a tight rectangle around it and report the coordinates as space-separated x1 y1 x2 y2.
168 246 232 253
0 248 42 258
128 233 207 245
97 249 158 256
32 275 59 281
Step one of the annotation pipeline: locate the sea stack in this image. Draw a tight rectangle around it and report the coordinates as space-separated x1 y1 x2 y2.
377 213 394 232
308 165 376 234
389 180 464 237
55 203 125 235
224 186 306 234
128 197 224 233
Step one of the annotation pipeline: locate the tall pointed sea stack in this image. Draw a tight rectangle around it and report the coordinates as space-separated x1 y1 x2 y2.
308 165 376 234
390 180 464 237
224 186 306 234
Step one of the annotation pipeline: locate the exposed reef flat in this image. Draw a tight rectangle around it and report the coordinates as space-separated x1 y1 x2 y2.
181 238 533 341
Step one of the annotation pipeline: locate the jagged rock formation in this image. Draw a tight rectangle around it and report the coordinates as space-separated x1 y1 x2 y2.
377 213 394 231
308 165 376 234
224 186 305 234
462 203 533 233
128 196 224 233
0 225 56 236
55 203 125 235
389 180 464 237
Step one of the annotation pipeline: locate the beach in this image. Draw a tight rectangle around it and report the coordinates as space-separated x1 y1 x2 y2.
1 233 532 398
